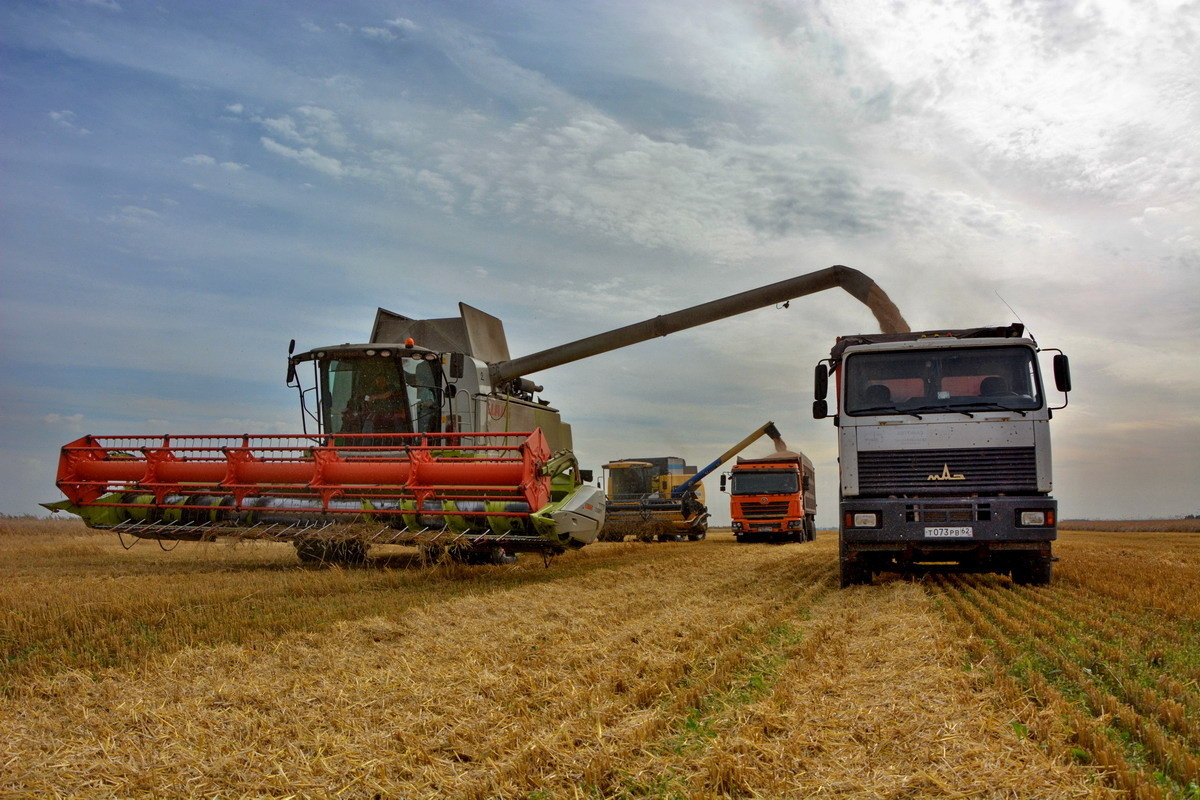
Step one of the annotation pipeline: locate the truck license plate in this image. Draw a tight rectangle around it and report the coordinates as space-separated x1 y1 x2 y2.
924 526 973 538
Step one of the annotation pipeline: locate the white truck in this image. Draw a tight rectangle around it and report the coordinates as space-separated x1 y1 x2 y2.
813 324 1072 587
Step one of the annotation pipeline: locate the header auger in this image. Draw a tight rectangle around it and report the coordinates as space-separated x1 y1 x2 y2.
46 265 906 565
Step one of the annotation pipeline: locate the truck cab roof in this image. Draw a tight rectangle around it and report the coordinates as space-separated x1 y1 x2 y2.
830 324 1028 361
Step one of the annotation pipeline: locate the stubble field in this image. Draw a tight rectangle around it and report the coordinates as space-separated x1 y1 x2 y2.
1 518 1197 799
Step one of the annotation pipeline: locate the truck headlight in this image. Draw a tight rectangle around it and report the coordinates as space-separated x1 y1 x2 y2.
848 512 878 528
732 522 743 531
1019 510 1055 526
788 519 804 529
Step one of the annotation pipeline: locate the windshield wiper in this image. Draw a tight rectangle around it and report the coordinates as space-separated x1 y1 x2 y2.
853 405 923 419
951 401 1029 417
902 404 974 418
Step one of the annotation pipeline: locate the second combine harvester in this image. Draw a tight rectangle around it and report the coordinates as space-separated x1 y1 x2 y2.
48 266 908 565
599 421 784 542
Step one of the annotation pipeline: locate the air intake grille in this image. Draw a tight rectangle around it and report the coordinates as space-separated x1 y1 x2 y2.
857 447 1037 496
740 502 792 519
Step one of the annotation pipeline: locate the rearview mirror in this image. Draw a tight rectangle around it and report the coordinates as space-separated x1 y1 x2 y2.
814 363 828 400
285 340 297 385
813 399 828 420
1053 354 1071 393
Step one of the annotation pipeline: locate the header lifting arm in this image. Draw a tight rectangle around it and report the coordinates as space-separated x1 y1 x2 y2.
671 421 783 498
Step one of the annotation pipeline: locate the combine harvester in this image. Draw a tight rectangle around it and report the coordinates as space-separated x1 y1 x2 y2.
599 421 783 542
46 266 906 565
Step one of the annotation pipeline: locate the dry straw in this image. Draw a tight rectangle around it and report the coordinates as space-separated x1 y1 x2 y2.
1 520 1167 798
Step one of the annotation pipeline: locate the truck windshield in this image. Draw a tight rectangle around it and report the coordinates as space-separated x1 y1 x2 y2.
730 471 799 495
844 345 1041 416
323 356 442 435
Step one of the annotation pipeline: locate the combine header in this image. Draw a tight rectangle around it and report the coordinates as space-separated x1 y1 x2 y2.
48 431 594 563
46 265 906 564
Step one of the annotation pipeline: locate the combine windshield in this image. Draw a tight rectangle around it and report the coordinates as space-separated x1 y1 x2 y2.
606 465 656 498
323 355 442 435
730 471 799 495
844 345 1041 416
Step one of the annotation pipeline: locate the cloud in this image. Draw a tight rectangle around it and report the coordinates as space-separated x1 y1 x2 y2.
100 206 162 226
260 137 346 177
183 154 217 166
49 110 90 134
76 0 121 11
387 18 419 33
225 103 244 115
259 106 348 150
360 27 397 42
43 413 85 432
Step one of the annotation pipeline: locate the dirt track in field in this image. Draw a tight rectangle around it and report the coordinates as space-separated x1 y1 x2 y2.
0 527 1110 799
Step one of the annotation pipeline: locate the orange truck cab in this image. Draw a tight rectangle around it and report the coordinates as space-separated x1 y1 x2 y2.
723 453 817 543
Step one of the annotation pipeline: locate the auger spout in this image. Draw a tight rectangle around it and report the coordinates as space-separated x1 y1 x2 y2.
490 265 909 383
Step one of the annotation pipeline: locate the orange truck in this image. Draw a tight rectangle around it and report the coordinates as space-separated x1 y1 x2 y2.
723 452 817 543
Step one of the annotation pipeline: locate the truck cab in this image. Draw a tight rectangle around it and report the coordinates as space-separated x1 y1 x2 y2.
815 324 1071 586
724 454 816 543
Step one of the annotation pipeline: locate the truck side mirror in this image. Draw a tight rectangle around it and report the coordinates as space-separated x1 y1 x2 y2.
719 474 727 492
814 363 828 400
580 469 594 483
1053 354 1071 393
449 352 465 379
813 399 828 419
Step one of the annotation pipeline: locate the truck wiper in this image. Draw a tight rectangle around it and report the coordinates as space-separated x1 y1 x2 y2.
902 404 974 418
952 401 1029 417
855 405 923 419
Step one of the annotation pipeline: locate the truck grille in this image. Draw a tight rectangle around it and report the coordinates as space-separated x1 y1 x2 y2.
857 447 1037 496
740 502 791 519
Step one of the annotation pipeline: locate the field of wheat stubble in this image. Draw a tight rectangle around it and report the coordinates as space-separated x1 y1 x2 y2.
1 518 1197 799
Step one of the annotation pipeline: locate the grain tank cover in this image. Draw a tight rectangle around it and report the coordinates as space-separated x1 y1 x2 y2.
371 303 511 362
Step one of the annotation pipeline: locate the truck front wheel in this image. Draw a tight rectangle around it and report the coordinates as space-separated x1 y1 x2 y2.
1012 553 1052 586
839 559 872 588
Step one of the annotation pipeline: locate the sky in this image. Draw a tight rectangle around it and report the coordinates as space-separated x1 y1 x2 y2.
2 0 1198 526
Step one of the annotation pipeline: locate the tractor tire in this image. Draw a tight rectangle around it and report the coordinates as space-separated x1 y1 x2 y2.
687 530 707 541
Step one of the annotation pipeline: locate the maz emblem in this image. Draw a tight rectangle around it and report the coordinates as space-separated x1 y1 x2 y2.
928 464 965 481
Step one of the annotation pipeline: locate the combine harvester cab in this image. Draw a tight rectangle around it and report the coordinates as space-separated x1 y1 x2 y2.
47 266 909 565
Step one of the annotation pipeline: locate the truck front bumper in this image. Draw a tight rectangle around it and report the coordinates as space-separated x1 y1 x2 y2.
839 497 1055 571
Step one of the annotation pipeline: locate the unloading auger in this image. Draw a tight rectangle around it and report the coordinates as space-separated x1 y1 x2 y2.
45 266 906 564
